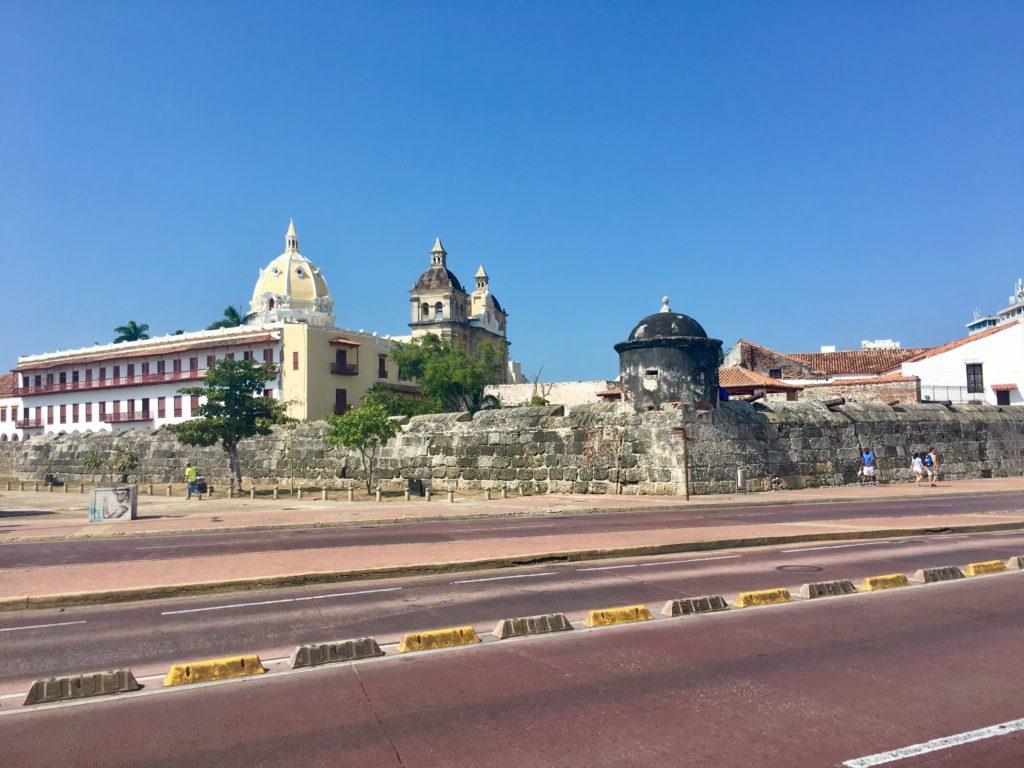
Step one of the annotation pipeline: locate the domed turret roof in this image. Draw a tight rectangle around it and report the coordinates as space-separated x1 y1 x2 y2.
627 296 708 340
414 266 465 292
250 220 335 327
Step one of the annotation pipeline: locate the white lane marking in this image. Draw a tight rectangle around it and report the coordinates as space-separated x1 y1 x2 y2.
137 542 232 550
0 620 87 633
842 717 1024 767
989 531 1024 536
639 555 741 567
160 587 402 615
577 564 637 572
782 542 894 554
453 572 557 584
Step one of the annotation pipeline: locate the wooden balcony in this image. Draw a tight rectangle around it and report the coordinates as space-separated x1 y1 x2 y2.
330 363 358 376
14 369 206 397
14 417 43 429
103 411 153 424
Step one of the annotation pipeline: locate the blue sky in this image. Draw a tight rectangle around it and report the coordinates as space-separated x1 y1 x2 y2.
2 1 1022 381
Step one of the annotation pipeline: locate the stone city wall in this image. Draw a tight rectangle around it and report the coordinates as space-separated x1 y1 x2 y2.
1 401 1022 495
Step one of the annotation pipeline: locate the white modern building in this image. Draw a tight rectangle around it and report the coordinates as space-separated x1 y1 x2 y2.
967 278 1024 334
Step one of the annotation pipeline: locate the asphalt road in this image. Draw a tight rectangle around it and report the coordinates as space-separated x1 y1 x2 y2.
3 492 1024 567
1 529 1022 698
1 573 1021 767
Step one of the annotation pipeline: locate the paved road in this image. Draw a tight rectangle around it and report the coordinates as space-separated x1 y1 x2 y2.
3 492 1024 568
1 529 1022 698
1 573 1021 767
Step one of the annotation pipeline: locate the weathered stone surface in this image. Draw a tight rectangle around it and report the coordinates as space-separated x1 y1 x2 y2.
799 580 858 599
911 566 965 583
289 638 384 668
660 595 729 616
23 669 140 705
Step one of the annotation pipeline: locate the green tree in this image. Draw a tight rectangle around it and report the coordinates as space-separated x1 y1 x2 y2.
324 402 401 494
166 358 287 492
207 304 254 330
362 382 439 418
113 321 150 343
391 335 502 415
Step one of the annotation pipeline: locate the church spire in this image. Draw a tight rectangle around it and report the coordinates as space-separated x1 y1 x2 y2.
286 219 299 253
431 237 447 267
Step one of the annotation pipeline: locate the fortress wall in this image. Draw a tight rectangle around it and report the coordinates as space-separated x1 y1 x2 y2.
1 402 1022 495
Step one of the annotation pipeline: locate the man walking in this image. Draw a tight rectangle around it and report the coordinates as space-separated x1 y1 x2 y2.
185 462 202 500
926 448 940 487
860 447 878 487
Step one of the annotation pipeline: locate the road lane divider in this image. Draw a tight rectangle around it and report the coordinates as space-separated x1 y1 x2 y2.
163 654 266 686
492 613 574 639
289 638 384 669
23 669 139 706
799 580 857 599
964 560 1007 576
661 595 729 617
396 626 481 653
910 566 964 583
1006 555 1024 569
583 605 654 627
858 574 911 591
733 588 793 608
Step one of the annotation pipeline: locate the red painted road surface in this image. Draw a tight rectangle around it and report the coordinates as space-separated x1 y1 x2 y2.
1 575 1022 767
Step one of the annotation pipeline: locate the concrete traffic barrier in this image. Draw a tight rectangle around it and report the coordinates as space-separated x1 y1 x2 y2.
1006 555 1024 570
911 566 965 583
733 588 793 608
859 573 911 591
23 669 140 706
163 654 266 686
799 580 857 599
582 605 654 627
661 595 729 617
492 613 574 639
289 638 384 668
964 560 1007 577
396 626 481 653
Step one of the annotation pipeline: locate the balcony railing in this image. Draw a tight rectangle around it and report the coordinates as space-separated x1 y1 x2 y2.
333 404 353 415
921 385 985 405
14 369 206 397
330 363 358 376
102 411 153 424
14 417 43 429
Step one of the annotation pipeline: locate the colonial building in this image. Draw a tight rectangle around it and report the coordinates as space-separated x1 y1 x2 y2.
8 222 407 437
409 238 510 382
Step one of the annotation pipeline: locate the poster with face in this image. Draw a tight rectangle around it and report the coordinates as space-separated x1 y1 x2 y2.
88 486 138 522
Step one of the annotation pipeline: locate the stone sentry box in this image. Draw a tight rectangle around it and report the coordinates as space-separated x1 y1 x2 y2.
88 485 138 522
615 297 723 411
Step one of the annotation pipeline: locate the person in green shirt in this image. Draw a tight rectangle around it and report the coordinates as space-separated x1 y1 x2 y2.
184 462 202 500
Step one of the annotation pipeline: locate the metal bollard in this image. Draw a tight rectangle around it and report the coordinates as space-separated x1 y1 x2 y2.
375 488 382 503
348 488 354 502
501 486 507 499
167 484 172 496
35 482 39 492
447 489 454 503
63 483 68 493
250 487 256 499
273 488 279 500
484 488 491 501
425 489 432 503
79 483 84 494
321 487 327 501
404 490 410 501
297 488 303 500
737 468 747 492
19 481 25 491
47 483 52 493
148 483 154 496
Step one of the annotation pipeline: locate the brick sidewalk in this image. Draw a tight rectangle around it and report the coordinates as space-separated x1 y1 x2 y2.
2 477 1024 608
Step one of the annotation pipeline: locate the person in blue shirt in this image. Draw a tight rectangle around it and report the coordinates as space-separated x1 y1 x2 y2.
860 447 877 487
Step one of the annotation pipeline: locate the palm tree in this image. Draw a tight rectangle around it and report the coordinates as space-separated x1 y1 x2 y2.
113 321 150 344
207 305 254 330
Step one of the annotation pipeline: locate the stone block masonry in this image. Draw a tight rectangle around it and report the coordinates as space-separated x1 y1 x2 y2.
1 401 1023 496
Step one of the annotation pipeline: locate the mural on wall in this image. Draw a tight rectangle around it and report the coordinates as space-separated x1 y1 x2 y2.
88 486 138 522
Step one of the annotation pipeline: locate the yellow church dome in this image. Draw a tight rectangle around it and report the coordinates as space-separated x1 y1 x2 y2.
250 220 336 327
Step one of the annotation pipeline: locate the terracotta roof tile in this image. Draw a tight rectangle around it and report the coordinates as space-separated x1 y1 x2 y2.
718 366 802 390
786 348 930 376
899 321 1019 364
802 373 919 387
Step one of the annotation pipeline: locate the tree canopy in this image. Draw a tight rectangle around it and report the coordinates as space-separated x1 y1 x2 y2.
113 321 150 343
324 402 400 494
207 305 254 330
166 358 287 490
361 382 439 418
390 335 502 415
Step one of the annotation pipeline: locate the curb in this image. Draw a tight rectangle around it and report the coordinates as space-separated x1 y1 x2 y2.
3 520 1024 612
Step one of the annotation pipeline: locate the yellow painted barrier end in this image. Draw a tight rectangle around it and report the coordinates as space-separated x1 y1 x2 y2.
396 626 481 653
732 588 793 608
964 560 1008 577
858 573 911 592
582 605 654 627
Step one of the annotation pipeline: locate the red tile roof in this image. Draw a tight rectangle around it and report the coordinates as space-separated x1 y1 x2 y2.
734 340 817 371
992 383 1018 392
719 366 803 390
802 373 918 387
786 348 930 376
330 338 362 347
0 374 13 397
898 321 1019 365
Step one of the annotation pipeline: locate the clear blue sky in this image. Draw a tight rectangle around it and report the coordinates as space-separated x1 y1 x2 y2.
2 1 1021 381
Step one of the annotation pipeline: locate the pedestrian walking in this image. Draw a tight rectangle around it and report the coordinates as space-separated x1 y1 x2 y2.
860 447 878 487
926 448 940 487
910 452 924 485
185 462 202 500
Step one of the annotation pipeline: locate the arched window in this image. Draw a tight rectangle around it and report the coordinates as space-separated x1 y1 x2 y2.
421 303 430 320
435 302 444 320
268 298 275 310
12 434 19 441
1 434 7 442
